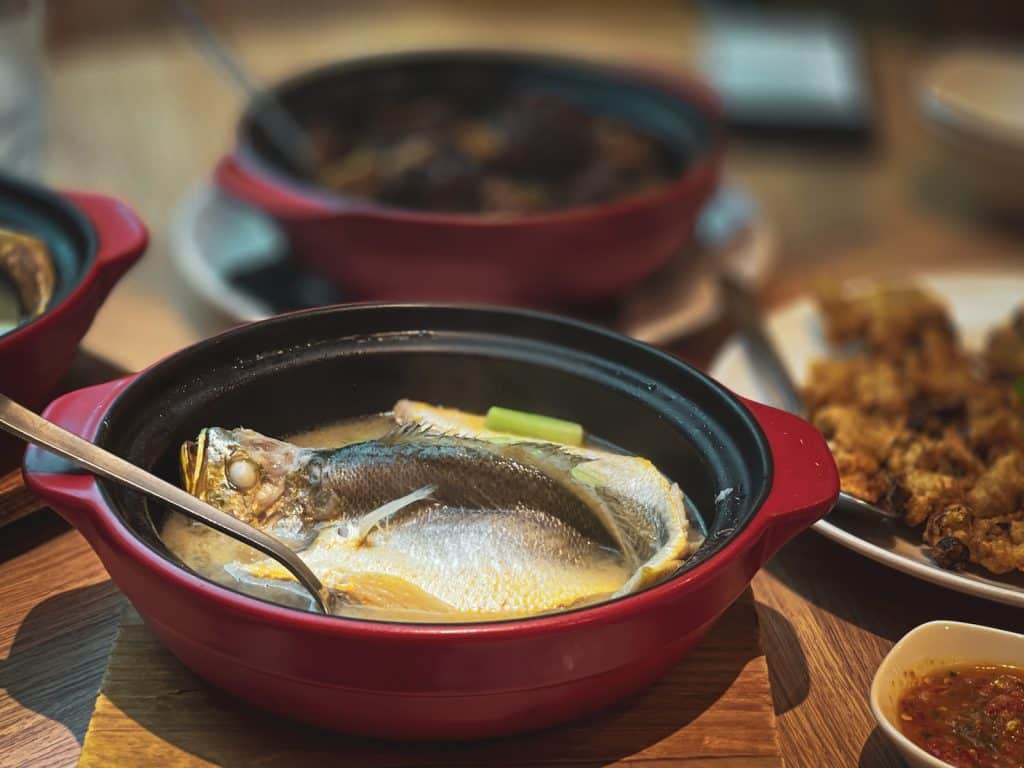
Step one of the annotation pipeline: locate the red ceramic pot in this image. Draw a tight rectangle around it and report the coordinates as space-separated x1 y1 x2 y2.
0 174 147 467
24 304 836 740
216 50 723 306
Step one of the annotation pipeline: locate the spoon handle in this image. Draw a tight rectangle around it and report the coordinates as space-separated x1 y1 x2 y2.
718 273 806 415
0 392 331 614
171 0 317 177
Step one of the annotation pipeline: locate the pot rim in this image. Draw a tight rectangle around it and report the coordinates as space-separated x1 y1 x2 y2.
230 47 725 226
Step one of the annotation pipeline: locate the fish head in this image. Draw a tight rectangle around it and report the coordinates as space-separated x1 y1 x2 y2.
180 427 316 525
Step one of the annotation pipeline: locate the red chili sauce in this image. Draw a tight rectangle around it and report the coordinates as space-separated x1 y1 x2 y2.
898 664 1024 768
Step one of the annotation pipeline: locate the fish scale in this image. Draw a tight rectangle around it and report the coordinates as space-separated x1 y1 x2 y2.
322 437 618 550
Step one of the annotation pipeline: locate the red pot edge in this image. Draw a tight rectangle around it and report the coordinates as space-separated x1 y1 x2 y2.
738 396 840 563
23 375 837 644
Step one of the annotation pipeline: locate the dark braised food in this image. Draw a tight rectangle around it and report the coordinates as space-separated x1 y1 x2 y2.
805 282 1024 574
898 664 1024 768
306 88 678 214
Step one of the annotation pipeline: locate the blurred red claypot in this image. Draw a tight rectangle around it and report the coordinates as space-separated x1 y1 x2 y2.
216 50 723 306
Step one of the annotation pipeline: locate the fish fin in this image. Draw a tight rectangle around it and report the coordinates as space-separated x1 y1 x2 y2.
378 423 447 445
347 484 436 546
328 572 456 612
499 441 587 469
179 429 208 499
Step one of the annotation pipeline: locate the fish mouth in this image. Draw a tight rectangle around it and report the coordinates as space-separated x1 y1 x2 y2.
180 429 209 498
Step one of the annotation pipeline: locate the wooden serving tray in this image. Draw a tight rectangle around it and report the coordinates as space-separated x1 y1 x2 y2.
79 591 781 767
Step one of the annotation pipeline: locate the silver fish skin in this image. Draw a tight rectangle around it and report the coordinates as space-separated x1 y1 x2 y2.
182 426 629 555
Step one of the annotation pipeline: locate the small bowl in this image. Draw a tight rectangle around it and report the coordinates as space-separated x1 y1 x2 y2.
870 620 1024 768
216 49 723 306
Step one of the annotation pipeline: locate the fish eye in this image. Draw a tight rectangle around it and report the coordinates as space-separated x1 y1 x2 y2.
227 457 260 491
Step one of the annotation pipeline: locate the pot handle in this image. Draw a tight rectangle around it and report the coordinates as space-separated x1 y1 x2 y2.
22 376 136 531
741 397 839 563
63 191 148 290
214 155 335 221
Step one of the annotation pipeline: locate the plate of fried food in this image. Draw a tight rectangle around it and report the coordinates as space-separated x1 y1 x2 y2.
710 272 1024 607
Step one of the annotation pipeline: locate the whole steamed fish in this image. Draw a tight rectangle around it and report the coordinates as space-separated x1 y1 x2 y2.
178 401 691 620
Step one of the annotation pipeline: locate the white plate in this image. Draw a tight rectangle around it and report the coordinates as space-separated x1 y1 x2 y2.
170 181 775 342
710 272 1024 608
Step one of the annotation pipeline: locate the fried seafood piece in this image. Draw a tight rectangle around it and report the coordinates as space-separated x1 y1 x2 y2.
814 280 868 348
888 470 965 527
887 429 983 480
832 448 891 503
814 282 955 358
803 357 910 416
964 383 1024 458
984 307 1024 380
925 503 1024 574
902 328 979 430
966 451 1024 519
812 405 902 461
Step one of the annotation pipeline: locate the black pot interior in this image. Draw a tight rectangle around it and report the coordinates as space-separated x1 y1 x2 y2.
96 305 771 619
239 50 714 187
0 172 95 337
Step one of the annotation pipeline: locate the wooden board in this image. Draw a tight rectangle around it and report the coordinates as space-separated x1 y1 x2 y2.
79 591 780 768
0 469 43 528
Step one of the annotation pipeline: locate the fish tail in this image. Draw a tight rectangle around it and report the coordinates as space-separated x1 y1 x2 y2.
349 485 436 546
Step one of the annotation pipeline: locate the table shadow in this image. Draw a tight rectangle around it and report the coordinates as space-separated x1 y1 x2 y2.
0 581 123 745
755 602 810 716
859 726 906 768
0 509 71 566
765 529 1022 644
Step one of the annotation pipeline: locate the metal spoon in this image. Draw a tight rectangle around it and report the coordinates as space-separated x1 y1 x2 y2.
717 273 901 520
0 392 333 613
171 0 319 179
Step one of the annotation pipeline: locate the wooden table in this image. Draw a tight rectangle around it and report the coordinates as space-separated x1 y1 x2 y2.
4 3 1024 766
